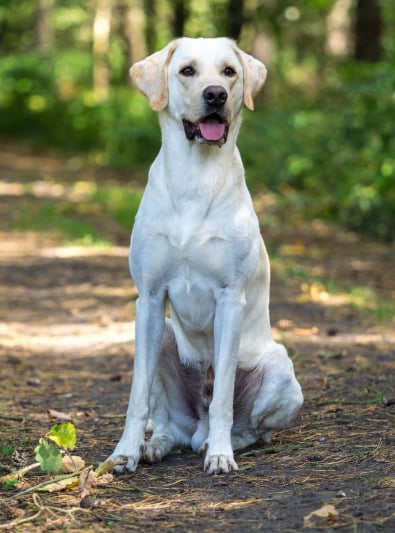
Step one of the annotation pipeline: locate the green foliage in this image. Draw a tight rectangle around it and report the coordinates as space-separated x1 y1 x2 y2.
35 438 63 473
10 199 100 241
91 186 142 230
34 423 77 474
2 52 394 242
48 422 76 451
9 184 142 244
94 90 160 168
0 53 159 165
329 64 395 241
239 62 395 242
0 1 394 243
4 477 18 490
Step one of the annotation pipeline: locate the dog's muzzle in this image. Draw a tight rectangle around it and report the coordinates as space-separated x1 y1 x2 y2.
183 114 228 146
183 85 229 147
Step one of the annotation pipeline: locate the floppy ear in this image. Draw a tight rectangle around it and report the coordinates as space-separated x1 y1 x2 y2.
235 48 267 111
130 40 179 111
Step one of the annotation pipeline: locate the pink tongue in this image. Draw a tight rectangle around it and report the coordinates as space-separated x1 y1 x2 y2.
199 119 225 141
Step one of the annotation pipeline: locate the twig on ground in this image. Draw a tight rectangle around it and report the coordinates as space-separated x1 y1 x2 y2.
4 466 92 501
0 462 41 483
0 416 25 422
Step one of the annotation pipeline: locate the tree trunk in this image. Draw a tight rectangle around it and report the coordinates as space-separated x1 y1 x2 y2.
354 0 382 62
121 0 147 68
173 0 190 38
326 0 352 57
93 0 112 99
144 0 156 53
226 0 245 41
36 0 54 53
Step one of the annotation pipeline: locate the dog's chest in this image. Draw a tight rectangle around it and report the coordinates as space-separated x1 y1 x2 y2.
168 222 229 283
166 200 221 249
165 213 248 326
168 273 216 334
158 199 224 263
163 213 228 333
132 189 258 298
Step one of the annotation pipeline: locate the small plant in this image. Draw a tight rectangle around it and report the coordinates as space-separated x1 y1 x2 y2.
4 477 18 490
0 422 116 529
370 391 387 405
0 422 114 498
35 422 76 473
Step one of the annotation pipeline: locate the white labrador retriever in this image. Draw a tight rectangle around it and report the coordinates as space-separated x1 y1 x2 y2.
107 37 303 475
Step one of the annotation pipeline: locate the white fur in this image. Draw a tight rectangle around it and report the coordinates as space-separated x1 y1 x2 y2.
106 37 303 475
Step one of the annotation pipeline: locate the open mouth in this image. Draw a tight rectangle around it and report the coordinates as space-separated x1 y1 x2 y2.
183 114 228 146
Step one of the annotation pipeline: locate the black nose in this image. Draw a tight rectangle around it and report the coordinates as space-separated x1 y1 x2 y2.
203 85 228 107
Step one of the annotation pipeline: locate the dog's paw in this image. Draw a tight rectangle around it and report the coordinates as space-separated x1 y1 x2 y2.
197 440 208 455
143 435 174 463
204 453 239 475
105 453 140 474
105 440 143 474
191 422 209 453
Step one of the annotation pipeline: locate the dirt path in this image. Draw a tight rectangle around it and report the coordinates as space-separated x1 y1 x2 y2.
0 142 394 531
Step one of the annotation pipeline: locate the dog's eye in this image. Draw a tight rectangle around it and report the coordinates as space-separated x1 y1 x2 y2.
180 66 196 77
223 66 236 77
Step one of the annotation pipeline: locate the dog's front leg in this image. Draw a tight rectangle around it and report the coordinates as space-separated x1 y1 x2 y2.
108 291 166 473
204 288 245 474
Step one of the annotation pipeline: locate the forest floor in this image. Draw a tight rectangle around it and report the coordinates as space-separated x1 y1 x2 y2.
0 140 394 532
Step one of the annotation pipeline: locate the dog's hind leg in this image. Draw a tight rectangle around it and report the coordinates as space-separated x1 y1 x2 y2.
250 342 303 442
143 320 200 462
231 366 265 450
143 371 177 463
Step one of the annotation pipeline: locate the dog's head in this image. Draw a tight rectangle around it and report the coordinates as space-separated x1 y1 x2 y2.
130 37 267 147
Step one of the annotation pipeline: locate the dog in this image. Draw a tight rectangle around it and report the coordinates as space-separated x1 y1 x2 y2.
107 37 303 475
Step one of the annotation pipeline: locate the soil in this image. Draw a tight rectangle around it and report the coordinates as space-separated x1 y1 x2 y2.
0 141 394 532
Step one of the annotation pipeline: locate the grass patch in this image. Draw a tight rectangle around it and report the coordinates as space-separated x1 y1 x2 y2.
11 200 100 241
0 424 32 474
91 185 142 232
271 254 395 326
10 183 143 245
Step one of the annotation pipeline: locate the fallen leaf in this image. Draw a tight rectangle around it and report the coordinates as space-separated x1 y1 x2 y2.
95 460 117 477
79 469 96 499
78 467 114 499
60 455 86 473
95 472 113 485
48 409 73 422
36 475 80 493
304 504 338 528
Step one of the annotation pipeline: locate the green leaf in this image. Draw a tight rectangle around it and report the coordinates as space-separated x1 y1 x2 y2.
48 422 77 451
5 477 18 490
35 438 62 473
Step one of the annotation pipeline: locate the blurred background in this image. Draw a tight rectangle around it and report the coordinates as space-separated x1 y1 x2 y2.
0 0 394 243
